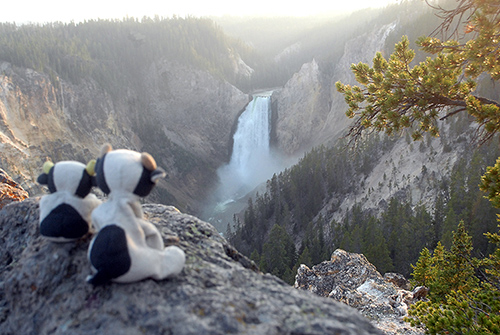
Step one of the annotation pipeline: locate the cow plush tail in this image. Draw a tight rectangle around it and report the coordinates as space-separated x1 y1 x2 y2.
87 225 131 286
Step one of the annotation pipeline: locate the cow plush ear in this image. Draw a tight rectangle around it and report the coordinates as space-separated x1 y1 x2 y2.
151 167 166 183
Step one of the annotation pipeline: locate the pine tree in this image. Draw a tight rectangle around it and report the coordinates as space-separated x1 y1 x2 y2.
259 224 296 284
407 222 500 334
433 194 446 242
443 221 478 294
362 216 393 274
483 225 500 279
250 250 260 264
410 247 433 288
296 246 313 268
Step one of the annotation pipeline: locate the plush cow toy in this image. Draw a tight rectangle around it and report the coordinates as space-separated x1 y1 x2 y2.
87 144 185 286
37 160 101 242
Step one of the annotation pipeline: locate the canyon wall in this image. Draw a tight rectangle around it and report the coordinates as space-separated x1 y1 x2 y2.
273 20 399 156
271 17 476 219
0 60 248 214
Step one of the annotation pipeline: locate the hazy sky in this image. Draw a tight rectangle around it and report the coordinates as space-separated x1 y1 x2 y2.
1 0 398 24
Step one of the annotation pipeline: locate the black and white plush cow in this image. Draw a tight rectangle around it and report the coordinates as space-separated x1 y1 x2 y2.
87 144 185 286
37 160 101 242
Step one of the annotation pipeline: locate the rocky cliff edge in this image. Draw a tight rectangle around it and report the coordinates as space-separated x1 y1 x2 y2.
295 249 428 335
0 197 381 335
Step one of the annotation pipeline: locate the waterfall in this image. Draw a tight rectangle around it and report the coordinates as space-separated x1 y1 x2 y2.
228 95 271 183
204 90 293 232
216 92 276 201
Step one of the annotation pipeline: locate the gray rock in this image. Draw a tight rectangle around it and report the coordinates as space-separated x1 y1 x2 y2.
383 273 411 291
294 249 426 335
0 199 381 335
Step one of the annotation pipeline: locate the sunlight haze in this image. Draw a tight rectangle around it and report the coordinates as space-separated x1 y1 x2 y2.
2 0 398 24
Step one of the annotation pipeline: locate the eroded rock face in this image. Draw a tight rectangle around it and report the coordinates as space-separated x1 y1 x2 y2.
144 60 249 164
0 199 381 335
273 22 400 157
295 249 426 335
274 59 331 155
0 60 248 214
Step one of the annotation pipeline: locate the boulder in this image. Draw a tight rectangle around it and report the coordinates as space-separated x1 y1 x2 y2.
0 199 381 335
383 273 411 291
294 249 426 335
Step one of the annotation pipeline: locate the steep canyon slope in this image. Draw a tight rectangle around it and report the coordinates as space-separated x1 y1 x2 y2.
270 5 478 220
0 60 248 214
273 19 398 155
